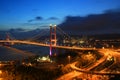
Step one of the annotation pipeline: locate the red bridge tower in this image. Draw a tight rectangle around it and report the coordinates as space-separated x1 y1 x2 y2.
49 24 57 56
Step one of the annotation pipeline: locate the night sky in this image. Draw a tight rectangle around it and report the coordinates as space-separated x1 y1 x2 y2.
0 0 120 34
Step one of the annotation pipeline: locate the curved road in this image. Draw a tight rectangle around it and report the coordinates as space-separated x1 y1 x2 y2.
57 49 120 80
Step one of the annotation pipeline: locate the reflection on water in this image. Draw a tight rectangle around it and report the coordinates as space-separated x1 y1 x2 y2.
0 45 49 61
0 46 23 61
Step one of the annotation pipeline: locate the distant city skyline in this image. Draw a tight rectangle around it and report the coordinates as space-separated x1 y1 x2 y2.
0 0 120 32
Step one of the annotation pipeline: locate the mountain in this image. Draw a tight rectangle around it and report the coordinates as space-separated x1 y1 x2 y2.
0 28 49 40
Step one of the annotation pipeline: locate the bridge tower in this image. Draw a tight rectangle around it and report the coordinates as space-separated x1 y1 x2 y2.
49 24 57 56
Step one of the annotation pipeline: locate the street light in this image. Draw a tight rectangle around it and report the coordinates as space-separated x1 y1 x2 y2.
102 47 104 49
0 70 2 74
0 70 2 78
68 55 71 64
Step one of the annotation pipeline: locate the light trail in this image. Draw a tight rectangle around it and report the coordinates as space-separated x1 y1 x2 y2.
56 70 82 80
84 49 108 71
69 49 120 75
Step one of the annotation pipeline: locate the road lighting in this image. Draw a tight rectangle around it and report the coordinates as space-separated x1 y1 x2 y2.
102 47 104 49
68 55 71 64
112 45 114 49
0 70 2 78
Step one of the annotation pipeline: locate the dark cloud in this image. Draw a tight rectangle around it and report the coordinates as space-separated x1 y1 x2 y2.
58 10 120 35
47 17 59 20
28 16 43 22
35 16 43 20
104 8 120 13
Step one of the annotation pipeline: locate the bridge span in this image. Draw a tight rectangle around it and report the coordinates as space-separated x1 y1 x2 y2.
0 40 100 50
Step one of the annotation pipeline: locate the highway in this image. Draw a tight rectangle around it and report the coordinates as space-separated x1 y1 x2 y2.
57 49 120 80
57 70 82 80
70 49 120 75
101 49 120 72
84 49 108 71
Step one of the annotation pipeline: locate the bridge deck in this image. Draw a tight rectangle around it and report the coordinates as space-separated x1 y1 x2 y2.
0 40 100 50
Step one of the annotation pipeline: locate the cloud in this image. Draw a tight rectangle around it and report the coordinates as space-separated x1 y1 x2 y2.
28 16 43 22
58 10 120 34
28 16 59 23
35 16 43 20
104 8 120 13
47 17 59 20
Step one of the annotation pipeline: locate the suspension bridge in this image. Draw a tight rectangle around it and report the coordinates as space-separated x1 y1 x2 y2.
0 25 120 77
0 25 98 56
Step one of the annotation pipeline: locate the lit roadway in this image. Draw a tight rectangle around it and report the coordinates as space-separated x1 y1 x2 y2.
57 49 120 80
70 49 120 75
84 49 109 71
0 40 98 50
101 49 120 71
56 71 82 80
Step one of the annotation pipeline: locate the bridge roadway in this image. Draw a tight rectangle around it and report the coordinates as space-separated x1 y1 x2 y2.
0 40 98 50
